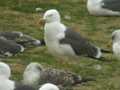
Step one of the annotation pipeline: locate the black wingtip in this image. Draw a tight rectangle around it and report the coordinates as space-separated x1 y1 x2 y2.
73 75 95 85
80 77 95 83
40 39 46 46
101 48 112 53
94 56 113 62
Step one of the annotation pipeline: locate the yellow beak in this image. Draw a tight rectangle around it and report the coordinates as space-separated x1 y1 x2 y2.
38 18 46 26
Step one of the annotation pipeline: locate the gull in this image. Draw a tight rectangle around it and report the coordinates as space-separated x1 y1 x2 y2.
87 0 120 16
0 62 35 90
0 37 24 57
0 31 45 47
112 30 120 58
41 9 110 60
23 62 94 87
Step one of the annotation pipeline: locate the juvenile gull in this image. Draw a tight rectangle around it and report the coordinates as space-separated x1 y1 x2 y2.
0 62 36 90
23 62 94 87
87 0 120 16
42 9 110 59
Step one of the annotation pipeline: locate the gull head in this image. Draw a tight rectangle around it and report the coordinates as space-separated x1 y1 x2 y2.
24 62 43 72
39 83 59 90
23 62 43 86
43 9 61 23
0 62 11 78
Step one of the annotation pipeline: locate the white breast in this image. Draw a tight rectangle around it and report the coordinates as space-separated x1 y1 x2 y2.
0 78 14 90
113 42 120 58
23 70 40 86
44 22 75 56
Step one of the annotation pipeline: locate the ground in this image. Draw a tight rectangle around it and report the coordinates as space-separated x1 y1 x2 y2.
0 0 120 90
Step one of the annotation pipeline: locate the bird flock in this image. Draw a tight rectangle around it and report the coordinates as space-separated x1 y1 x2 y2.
1 0 120 90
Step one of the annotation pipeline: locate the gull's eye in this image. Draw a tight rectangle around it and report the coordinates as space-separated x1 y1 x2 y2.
47 14 53 17
112 35 115 40
36 65 42 71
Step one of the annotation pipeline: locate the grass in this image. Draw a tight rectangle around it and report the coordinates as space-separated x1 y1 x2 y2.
0 0 120 89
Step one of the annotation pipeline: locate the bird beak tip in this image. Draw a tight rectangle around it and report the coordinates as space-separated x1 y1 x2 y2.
38 18 46 27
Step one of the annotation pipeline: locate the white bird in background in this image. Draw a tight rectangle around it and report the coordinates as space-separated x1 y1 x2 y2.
23 62 94 88
112 30 120 58
87 0 120 16
41 9 110 60
0 62 36 90
39 83 59 90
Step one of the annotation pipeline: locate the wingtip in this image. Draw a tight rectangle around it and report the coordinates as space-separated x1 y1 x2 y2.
20 45 25 52
19 32 24 37
4 52 13 57
33 40 41 45
80 78 95 83
95 48 102 59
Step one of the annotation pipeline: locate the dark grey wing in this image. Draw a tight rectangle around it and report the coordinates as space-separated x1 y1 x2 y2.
0 31 23 40
102 0 120 11
16 35 45 47
59 28 99 58
15 82 35 90
0 37 24 56
40 39 46 46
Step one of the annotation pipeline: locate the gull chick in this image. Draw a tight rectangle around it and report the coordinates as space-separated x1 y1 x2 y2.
23 62 94 87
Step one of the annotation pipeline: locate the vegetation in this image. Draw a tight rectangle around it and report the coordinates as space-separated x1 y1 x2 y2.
0 0 120 89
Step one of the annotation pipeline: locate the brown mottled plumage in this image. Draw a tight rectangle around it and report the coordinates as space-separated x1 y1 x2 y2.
39 68 81 86
23 63 94 89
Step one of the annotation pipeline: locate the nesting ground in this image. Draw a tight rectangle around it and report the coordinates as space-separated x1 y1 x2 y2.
1 0 120 90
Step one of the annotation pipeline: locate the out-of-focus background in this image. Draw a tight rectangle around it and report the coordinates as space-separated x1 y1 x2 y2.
1 0 120 90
